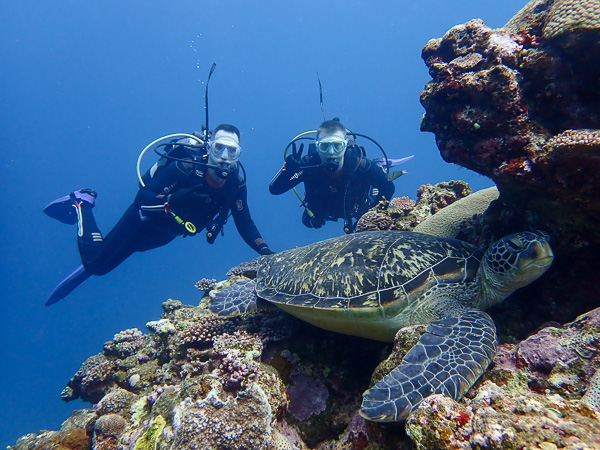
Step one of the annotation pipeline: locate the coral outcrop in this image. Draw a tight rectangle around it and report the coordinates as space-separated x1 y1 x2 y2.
355 180 472 232
10 296 600 449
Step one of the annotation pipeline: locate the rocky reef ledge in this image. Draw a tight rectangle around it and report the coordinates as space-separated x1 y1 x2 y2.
10 292 600 449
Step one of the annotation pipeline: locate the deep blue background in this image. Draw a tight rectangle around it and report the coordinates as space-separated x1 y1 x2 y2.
1 1 524 445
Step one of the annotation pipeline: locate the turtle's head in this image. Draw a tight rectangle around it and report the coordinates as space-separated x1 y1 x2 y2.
479 231 554 309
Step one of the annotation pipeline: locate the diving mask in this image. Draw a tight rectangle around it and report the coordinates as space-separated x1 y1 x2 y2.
316 137 347 154
210 138 242 160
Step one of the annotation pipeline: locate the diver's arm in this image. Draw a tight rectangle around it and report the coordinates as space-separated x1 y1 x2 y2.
367 160 396 201
268 156 309 195
135 161 190 214
231 182 272 255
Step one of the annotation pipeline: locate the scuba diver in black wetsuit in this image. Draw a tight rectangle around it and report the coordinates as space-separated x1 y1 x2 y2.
44 124 273 306
269 119 398 233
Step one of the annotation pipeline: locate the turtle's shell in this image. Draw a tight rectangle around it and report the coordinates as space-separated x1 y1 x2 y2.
256 230 484 341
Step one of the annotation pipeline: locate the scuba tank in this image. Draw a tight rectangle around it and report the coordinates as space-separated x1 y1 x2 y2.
137 132 207 187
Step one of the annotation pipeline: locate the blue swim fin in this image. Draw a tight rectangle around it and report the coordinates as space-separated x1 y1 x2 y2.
44 189 97 225
45 265 92 306
44 194 78 225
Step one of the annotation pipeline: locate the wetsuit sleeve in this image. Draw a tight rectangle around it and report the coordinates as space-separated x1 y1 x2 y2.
231 182 271 254
366 159 395 200
268 156 309 195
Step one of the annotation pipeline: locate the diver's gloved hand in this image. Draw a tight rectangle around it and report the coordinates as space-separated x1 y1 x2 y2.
167 188 198 211
309 215 326 229
258 244 275 256
285 143 304 172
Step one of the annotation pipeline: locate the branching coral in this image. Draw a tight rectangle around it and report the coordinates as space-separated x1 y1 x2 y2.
195 278 216 292
175 316 236 350
212 331 263 392
62 353 116 403
104 328 148 359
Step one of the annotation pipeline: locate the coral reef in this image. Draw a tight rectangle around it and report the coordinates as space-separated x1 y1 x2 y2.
420 5 600 250
406 386 600 449
355 180 472 232
10 410 95 450
174 315 235 349
12 299 600 449
104 328 148 359
62 353 116 403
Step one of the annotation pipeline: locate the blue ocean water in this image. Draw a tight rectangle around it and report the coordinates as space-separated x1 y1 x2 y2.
0 1 525 445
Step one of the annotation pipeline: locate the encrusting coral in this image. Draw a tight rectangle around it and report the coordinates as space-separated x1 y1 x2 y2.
355 180 472 232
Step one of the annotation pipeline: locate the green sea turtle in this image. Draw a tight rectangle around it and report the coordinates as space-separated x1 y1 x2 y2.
210 230 553 422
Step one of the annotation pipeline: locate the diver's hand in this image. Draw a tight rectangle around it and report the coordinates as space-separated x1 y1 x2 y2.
167 188 197 211
258 244 275 255
285 143 304 172
309 215 326 229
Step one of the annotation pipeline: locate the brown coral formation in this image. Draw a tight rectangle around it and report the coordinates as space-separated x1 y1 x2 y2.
103 327 147 358
407 386 600 449
174 315 235 349
62 353 116 403
356 180 472 232
420 7 600 247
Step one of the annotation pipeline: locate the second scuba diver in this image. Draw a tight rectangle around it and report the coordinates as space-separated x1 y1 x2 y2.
44 124 273 306
269 119 397 233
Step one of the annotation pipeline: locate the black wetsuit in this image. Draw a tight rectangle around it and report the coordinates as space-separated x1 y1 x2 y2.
269 145 395 231
77 158 269 275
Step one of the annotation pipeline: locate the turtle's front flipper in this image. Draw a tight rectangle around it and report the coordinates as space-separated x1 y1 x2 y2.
209 279 258 317
360 309 497 422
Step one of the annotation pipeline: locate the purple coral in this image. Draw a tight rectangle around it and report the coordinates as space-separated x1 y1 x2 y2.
175 316 235 349
287 372 329 421
217 349 259 392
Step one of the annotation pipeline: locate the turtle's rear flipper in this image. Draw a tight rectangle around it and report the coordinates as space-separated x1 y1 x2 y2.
209 279 258 317
360 309 497 422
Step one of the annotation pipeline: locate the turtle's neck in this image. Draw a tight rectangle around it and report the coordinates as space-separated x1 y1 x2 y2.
476 264 513 310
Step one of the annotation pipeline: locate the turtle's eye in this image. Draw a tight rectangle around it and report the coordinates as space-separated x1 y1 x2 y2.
506 238 524 252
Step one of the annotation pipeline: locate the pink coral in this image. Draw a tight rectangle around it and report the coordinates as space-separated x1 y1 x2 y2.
390 196 416 211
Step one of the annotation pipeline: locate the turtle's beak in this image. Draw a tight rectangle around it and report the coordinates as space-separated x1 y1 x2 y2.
520 240 554 271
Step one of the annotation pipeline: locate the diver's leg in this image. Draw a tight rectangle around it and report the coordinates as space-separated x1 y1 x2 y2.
76 203 139 275
77 204 175 275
